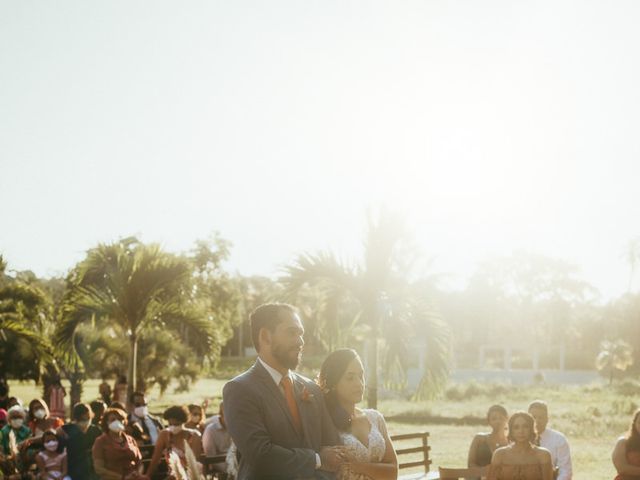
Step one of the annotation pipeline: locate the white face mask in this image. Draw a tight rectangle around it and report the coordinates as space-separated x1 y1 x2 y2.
44 440 59 451
34 409 46 420
167 425 183 435
10 418 24 429
134 406 148 418
108 420 125 433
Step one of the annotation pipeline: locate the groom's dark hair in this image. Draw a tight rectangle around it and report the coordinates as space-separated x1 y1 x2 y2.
250 303 297 352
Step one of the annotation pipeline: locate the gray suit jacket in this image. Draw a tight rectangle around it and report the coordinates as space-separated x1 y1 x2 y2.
223 360 340 480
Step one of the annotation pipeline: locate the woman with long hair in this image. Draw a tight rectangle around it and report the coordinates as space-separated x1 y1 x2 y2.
318 348 397 480
487 411 553 480
467 404 509 471
612 408 640 479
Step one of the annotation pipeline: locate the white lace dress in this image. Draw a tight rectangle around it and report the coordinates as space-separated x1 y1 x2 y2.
338 409 388 480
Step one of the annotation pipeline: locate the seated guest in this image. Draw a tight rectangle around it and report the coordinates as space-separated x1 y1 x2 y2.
202 402 231 457
0 406 31 454
468 404 509 472
35 429 67 480
185 404 205 433
488 411 553 480
529 400 572 480
27 399 64 439
92 407 147 480
202 402 231 475
59 402 102 480
146 406 202 479
127 392 163 446
319 348 398 479
90 400 107 428
612 408 640 479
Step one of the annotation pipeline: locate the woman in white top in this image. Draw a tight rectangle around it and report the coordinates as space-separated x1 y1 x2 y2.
318 349 398 480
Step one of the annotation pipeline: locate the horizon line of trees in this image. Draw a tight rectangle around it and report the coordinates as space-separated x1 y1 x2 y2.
1 214 638 408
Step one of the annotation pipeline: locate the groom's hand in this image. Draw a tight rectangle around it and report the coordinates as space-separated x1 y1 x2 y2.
319 446 348 472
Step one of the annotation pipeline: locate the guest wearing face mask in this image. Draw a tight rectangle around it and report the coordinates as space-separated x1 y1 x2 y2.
184 404 205 434
35 429 68 480
58 403 102 480
0 405 31 455
27 399 64 439
146 406 202 479
127 392 163 446
92 408 148 480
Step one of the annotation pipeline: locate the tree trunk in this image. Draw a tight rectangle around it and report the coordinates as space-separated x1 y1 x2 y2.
69 370 84 406
367 336 378 409
128 334 138 400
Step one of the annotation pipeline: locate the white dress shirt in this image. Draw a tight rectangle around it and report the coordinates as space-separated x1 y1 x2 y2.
202 415 232 457
539 427 572 480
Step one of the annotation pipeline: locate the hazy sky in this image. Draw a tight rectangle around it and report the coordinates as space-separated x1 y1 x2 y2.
2 0 639 301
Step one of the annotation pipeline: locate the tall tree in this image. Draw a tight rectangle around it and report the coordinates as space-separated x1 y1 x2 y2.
55 238 214 397
596 339 633 385
282 209 450 408
0 259 53 381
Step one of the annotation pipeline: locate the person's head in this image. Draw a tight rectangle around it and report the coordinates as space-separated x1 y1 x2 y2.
528 400 548 434
110 401 126 411
507 411 537 444
101 407 127 434
130 392 148 418
250 303 304 370
164 406 189 435
28 398 50 422
187 404 203 425
117 375 127 384
41 430 62 453
72 403 94 431
90 400 107 423
7 405 26 430
318 349 364 431
487 404 508 432
7 397 21 410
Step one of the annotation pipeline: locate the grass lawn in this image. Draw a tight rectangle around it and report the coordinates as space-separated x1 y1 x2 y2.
9 377 632 480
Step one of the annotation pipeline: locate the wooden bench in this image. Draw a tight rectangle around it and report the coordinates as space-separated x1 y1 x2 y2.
391 432 438 479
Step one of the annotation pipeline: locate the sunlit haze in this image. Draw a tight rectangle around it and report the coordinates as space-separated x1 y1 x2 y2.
2 0 640 301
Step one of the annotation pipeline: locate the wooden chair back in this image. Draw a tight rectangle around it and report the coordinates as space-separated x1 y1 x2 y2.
390 432 431 474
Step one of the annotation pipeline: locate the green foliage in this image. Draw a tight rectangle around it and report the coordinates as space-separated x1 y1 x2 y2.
0 264 54 381
55 238 215 394
596 339 634 384
282 208 451 407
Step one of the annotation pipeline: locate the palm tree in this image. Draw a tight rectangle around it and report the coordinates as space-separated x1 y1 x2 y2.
596 339 633 385
55 238 213 397
282 209 450 408
0 272 54 381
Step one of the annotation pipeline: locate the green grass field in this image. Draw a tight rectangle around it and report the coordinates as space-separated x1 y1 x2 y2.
10 377 633 480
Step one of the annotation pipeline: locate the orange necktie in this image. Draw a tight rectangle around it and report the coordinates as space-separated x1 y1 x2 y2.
281 376 302 434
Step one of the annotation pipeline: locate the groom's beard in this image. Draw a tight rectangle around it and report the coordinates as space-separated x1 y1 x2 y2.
272 344 301 370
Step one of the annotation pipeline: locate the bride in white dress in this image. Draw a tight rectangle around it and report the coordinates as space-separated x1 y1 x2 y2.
317 349 398 480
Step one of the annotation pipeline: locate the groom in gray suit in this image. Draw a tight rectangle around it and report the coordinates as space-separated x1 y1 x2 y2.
223 303 346 479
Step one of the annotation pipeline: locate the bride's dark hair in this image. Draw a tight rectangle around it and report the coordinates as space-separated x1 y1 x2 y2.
317 348 360 432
